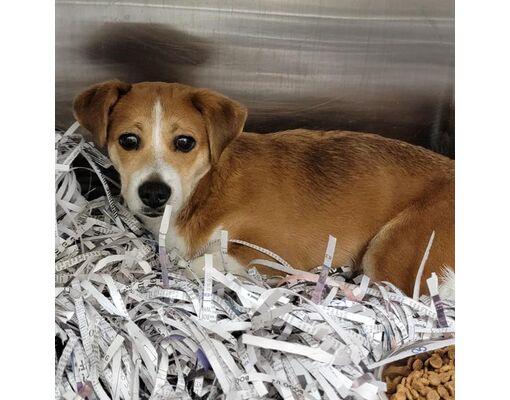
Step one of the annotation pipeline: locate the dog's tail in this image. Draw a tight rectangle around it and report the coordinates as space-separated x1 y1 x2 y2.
438 266 455 302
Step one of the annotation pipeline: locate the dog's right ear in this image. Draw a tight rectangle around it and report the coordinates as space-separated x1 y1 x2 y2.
73 80 132 147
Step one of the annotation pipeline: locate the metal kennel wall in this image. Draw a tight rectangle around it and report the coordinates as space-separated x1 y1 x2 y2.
56 0 454 158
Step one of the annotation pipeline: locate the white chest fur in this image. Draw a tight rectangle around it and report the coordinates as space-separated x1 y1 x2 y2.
139 217 248 277
164 220 189 256
139 214 188 256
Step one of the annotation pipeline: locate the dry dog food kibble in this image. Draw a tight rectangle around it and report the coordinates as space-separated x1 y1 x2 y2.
383 346 455 400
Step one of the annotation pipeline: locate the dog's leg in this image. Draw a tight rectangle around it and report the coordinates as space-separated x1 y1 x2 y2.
361 179 454 296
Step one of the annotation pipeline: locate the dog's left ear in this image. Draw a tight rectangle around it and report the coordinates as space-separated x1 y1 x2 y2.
191 89 247 164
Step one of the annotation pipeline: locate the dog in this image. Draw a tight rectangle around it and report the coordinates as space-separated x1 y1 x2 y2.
73 80 454 295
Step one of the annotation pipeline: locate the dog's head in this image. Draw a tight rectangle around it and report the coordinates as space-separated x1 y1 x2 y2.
73 81 247 222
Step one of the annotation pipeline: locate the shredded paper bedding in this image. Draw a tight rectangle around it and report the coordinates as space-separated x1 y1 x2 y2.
55 124 455 400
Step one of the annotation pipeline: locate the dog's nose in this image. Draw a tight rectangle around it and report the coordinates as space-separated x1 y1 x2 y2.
138 181 171 209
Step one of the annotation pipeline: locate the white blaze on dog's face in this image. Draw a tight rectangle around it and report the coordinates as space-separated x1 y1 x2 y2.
73 81 247 229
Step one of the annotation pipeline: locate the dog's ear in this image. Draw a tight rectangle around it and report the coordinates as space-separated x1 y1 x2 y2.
73 80 132 147
191 89 247 164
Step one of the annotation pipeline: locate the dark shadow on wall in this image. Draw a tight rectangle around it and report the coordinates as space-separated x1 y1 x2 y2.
56 22 211 130
244 96 455 159
428 101 455 159
82 22 210 84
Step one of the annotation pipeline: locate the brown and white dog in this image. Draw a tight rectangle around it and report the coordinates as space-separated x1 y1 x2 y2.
73 80 454 295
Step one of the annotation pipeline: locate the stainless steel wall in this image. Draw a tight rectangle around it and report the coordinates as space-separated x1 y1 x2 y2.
56 0 454 157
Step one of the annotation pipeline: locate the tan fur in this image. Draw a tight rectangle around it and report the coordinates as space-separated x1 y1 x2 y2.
74 81 454 295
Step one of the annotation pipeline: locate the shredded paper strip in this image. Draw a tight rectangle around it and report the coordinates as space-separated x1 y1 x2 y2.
55 128 455 400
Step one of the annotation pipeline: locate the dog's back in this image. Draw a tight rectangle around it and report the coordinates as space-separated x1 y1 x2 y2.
179 129 454 294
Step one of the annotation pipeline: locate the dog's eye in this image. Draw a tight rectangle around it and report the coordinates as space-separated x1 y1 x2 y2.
174 135 196 153
119 133 140 150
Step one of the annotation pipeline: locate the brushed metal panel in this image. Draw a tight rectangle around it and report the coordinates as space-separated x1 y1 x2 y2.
56 0 454 157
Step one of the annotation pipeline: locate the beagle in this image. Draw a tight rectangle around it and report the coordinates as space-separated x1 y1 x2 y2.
73 80 454 295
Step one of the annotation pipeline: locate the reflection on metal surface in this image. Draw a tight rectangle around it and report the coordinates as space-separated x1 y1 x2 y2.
56 0 454 157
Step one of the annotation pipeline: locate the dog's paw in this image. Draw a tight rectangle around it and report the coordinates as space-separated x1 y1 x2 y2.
185 252 249 280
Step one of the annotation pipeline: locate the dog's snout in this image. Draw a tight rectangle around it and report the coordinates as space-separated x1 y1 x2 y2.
138 181 171 209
